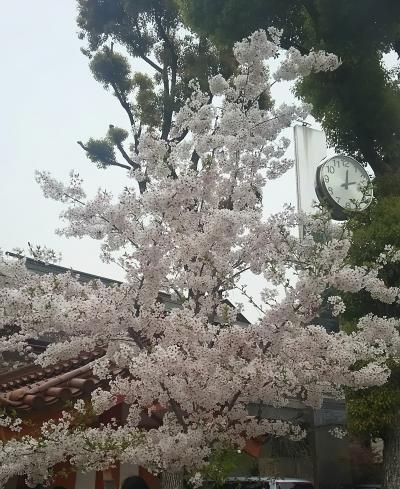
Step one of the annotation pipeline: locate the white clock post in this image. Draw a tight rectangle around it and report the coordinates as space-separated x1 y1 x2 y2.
293 125 353 489
294 125 327 238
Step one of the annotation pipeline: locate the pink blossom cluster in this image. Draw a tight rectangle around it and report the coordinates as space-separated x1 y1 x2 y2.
0 30 398 486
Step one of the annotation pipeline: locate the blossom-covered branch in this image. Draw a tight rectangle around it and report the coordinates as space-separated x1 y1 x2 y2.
0 29 399 487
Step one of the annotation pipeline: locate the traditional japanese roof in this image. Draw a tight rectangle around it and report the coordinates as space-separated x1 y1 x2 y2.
0 349 164 433
0 353 165 436
0 349 110 411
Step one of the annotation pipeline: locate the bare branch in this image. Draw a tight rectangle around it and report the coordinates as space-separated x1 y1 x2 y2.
133 21 163 74
109 81 135 129
160 382 188 433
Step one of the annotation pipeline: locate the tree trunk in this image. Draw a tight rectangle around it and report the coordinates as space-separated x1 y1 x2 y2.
382 420 400 489
161 470 184 489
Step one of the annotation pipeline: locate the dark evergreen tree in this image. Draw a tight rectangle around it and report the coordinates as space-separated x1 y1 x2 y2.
178 0 400 175
341 174 400 488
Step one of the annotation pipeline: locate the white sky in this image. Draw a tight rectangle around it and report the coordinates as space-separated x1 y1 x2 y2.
0 1 324 320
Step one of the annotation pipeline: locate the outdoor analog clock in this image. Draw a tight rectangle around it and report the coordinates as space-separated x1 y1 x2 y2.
315 154 373 220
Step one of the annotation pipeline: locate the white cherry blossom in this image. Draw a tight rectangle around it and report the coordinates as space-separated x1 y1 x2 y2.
0 30 398 487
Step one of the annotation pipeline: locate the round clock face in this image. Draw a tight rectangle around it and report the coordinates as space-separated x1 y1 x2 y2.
315 155 373 219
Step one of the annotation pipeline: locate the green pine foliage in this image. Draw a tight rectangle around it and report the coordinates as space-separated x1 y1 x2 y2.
107 125 129 145
132 73 162 128
83 138 118 169
90 49 134 94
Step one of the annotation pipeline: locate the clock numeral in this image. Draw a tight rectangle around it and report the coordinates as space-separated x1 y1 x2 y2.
327 166 335 174
336 196 341 202
323 175 329 183
328 187 333 194
345 202 351 209
332 159 349 168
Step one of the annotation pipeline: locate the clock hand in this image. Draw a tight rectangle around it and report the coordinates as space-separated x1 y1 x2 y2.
341 170 349 189
347 181 357 186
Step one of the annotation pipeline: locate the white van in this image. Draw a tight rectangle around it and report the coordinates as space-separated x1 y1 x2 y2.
216 476 314 489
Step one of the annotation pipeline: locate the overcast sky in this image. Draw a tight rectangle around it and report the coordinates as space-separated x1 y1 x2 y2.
0 1 328 319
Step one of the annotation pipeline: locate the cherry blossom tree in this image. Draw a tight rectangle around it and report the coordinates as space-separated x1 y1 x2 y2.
1 30 400 488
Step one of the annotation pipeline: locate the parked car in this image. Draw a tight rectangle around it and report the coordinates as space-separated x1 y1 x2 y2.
213 476 314 489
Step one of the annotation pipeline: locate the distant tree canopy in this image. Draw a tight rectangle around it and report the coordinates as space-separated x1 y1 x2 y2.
76 0 233 175
178 0 400 175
